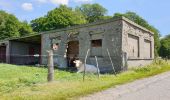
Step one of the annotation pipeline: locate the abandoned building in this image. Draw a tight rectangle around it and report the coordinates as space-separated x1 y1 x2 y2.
0 17 154 72
0 34 41 65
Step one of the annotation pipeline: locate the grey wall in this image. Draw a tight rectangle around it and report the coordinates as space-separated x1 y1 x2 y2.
128 59 153 67
122 18 154 67
41 19 123 72
41 17 155 72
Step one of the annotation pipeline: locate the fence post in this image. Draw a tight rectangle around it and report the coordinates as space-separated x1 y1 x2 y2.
95 56 100 79
107 48 117 76
83 49 90 81
47 50 54 82
122 52 128 71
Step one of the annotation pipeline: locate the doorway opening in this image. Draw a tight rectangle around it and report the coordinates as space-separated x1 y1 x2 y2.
0 45 6 63
67 41 79 68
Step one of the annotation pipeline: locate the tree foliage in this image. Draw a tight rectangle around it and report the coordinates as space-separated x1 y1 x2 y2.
76 3 108 23
31 5 86 32
0 10 33 40
19 21 34 36
113 12 160 56
159 35 170 59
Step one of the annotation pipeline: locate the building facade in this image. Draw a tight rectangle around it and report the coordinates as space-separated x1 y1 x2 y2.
41 17 154 72
0 35 41 65
0 17 154 73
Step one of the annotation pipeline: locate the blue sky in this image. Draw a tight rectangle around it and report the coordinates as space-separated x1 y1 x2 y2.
0 0 170 36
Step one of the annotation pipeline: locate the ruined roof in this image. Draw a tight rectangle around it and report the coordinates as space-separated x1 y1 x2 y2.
0 34 41 44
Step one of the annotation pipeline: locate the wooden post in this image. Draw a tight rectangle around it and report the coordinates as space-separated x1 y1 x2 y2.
107 48 116 76
47 50 54 82
122 52 128 71
83 49 90 81
95 56 100 79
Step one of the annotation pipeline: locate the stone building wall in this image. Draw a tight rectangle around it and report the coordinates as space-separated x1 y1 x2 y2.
41 18 123 72
41 17 155 72
121 17 154 67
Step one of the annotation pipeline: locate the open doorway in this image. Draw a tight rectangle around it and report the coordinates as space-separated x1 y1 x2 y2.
67 41 79 67
0 45 6 63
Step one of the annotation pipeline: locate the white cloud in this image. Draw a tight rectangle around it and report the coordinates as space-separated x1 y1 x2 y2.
50 0 69 5
21 3 33 11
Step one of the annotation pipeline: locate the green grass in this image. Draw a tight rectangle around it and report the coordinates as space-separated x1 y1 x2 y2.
0 60 170 100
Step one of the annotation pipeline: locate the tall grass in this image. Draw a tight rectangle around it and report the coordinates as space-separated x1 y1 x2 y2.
0 60 169 100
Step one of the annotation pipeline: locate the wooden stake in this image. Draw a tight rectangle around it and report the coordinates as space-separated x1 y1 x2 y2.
107 48 116 76
83 49 90 81
95 56 100 79
47 50 54 82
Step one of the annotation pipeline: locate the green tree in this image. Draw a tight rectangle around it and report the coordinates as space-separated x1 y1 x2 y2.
113 12 160 56
31 5 86 32
19 21 34 36
159 35 170 59
76 3 108 23
0 10 33 40
30 17 47 32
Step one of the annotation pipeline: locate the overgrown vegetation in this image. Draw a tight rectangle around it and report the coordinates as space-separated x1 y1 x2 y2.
75 3 109 23
31 5 87 32
159 34 170 59
0 60 169 100
0 11 34 40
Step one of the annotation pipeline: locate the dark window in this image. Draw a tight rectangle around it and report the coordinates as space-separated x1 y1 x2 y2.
91 39 102 57
91 39 102 47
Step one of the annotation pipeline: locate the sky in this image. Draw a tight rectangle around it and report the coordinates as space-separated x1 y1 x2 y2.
0 0 170 37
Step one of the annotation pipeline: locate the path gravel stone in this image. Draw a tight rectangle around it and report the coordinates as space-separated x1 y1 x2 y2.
80 71 170 100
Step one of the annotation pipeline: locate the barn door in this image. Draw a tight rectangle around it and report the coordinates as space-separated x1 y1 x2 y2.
0 46 6 63
67 41 79 67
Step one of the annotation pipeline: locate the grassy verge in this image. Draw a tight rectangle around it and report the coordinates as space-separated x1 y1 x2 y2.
0 60 170 100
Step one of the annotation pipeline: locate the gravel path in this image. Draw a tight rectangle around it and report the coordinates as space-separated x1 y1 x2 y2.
80 71 170 100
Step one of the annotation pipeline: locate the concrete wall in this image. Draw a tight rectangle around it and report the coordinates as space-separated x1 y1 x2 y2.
41 31 68 68
10 41 40 65
41 19 123 72
78 20 123 72
122 17 154 67
128 59 153 68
